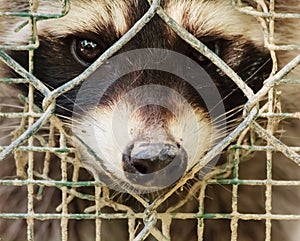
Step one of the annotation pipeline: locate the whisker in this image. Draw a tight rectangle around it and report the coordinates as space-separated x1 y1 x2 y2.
0 133 15 141
0 104 25 109
213 125 240 136
208 59 271 115
211 105 243 125
0 126 22 131
34 91 106 134
214 117 243 129
243 58 272 83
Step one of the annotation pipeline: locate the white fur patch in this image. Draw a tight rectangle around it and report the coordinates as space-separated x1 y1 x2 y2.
37 0 130 38
165 0 264 45
73 87 216 190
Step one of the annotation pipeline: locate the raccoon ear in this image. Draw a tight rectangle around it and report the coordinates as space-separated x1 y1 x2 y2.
71 38 104 66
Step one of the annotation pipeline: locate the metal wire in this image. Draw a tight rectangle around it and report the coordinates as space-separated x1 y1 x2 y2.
0 0 300 241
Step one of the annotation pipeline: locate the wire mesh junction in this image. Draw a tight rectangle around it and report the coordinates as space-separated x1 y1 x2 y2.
0 0 300 240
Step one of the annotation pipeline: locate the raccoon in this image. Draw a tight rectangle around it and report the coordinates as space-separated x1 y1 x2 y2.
0 0 300 241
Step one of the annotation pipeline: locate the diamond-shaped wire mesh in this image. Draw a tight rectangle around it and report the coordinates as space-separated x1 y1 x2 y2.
0 0 300 241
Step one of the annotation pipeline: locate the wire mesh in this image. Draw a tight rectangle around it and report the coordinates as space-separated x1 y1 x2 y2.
0 0 300 241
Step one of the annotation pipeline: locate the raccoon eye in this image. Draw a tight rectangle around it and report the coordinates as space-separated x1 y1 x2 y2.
71 38 103 65
192 39 222 64
205 40 222 56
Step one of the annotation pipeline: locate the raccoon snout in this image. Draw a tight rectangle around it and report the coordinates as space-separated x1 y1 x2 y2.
124 142 178 174
122 140 188 187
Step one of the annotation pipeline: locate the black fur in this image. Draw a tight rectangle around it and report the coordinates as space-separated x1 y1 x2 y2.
8 15 271 117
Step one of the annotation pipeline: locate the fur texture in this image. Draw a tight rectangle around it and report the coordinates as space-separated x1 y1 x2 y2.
0 0 300 240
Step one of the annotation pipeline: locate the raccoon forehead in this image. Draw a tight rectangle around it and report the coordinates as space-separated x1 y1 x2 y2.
37 0 263 44
165 0 264 44
37 0 132 38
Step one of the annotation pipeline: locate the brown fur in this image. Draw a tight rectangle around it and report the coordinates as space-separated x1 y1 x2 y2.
0 1 300 241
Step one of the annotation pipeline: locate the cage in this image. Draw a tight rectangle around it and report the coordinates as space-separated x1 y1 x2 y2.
0 0 300 241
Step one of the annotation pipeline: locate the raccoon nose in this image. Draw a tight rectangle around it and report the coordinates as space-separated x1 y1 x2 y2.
125 142 177 174
122 140 188 187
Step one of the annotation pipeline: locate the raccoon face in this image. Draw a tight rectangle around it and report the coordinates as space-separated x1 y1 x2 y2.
2 0 272 192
